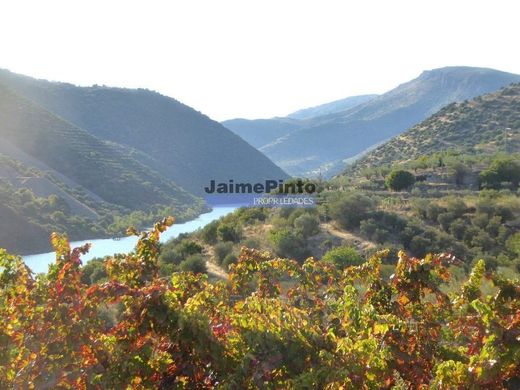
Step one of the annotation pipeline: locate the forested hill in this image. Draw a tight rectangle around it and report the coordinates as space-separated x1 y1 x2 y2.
0 69 288 195
346 83 520 174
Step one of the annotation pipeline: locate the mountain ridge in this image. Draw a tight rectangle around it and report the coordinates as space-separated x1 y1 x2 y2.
287 94 378 120
235 66 520 177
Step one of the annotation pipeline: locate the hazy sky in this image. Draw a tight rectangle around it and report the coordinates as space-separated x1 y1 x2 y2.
1 0 519 121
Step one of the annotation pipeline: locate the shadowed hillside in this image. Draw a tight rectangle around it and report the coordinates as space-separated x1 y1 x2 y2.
0 82 197 211
0 81 205 253
0 70 288 195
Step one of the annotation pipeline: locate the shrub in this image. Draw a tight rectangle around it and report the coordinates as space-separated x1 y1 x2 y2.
449 219 467 240
178 241 203 257
179 254 207 274
426 203 443 222
360 218 378 238
486 215 502 237
409 235 433 257
448 162 468 185
329 193 373 229
269 228 309 261
159 262 176 277
322 246 364 269
372 228 389 244
438 212 455 231
506 232 520 257
385 170 416 191
471 231 495 252
480 157 520 189
2 225 519 389
445 198 466 218
411 198 429 218
222 253 238 270
214 242 233 264
294 213 320 238
236 208 267 224
200 221 218 244
217 223 241 242
401 223 423 248
472 212 490 229
242 238 261 249
159 247 182 265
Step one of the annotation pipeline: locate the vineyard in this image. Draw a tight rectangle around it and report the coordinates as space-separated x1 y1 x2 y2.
1 218 519 389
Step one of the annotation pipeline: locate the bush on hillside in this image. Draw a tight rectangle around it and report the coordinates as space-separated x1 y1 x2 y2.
385 170 416 191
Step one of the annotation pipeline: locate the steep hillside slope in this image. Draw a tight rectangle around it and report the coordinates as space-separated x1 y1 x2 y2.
260 67 520 176
0 82 198 211
0 70 288 194
346 83 520 174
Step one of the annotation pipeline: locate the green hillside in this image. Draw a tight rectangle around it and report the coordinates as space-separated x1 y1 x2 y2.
347 83 520 174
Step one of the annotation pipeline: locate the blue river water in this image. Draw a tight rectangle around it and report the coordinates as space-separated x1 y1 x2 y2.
23 205 238 274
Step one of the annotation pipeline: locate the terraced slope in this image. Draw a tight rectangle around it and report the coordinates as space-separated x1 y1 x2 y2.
0 82 199 211
346 83 520 174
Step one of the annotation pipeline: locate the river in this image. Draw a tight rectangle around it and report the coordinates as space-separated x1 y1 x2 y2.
23 205 238 274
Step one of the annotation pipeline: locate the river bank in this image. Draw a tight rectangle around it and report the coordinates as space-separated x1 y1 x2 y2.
23 205 238 273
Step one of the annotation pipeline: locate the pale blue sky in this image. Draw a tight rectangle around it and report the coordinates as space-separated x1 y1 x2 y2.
1 0 519 120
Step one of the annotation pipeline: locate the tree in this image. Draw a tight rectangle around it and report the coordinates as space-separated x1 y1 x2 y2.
410 235 436 257
506 232 520 257
80 258 107 285
426 203 443 222
385 170 415 191
479 169 501 189
449 219 467 240
438 212 455 231
480 157 520 189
